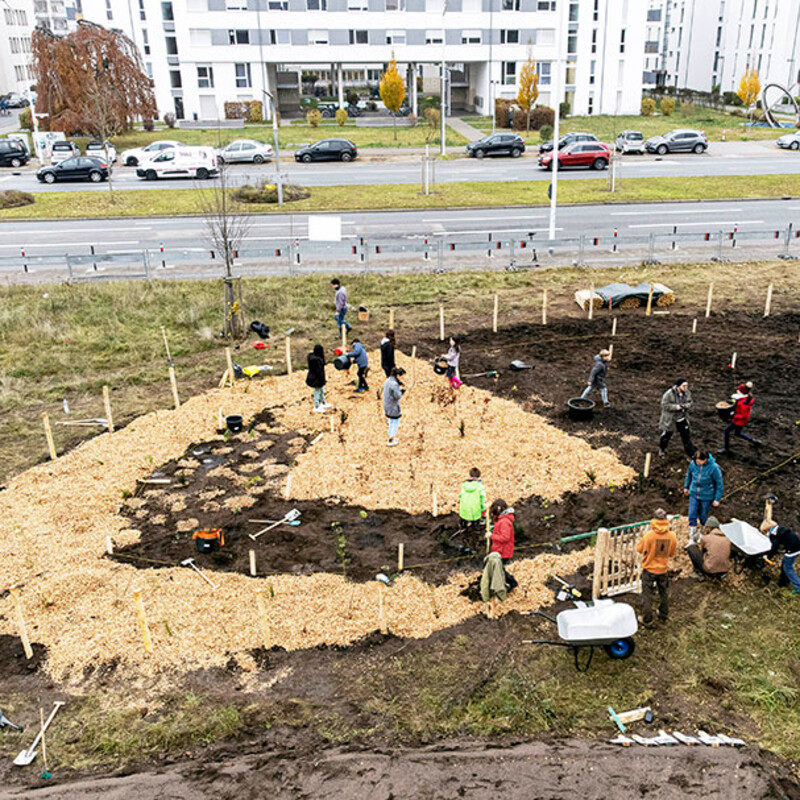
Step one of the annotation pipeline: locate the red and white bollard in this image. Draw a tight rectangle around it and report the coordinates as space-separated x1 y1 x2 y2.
159 242 166 269
611 228 618 253
21 246 27 273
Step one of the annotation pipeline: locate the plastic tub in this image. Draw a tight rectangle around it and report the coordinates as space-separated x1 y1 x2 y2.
715 401 734 422
567 397 595 421
334 354 351 371
225 414 243 433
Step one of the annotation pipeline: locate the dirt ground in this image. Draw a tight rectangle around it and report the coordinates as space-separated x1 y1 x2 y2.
116 309 800 585
6 739 799 800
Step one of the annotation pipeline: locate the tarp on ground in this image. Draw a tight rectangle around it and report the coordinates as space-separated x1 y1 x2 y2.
593 282 674 308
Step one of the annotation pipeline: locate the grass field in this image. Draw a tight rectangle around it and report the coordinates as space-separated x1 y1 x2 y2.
463 107 788 142
4 173 800 219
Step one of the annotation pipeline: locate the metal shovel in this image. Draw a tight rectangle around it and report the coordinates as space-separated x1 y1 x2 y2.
509 360 535 371
14 701 64 766
249 508 302 541
0 708 23 733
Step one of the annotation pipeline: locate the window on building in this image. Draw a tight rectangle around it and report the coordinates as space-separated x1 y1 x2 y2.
647 8 661 22
567 32 577 54
385 0 404 9
502 0 520 9
619 27 625 53
502 60 516 85
229 28 249 44
589 58 595 83
161 1 174 19
165 35 178 54
270 29 290 43
349 29 368 43
3 8 10 23
142 28 150 53
593 0 599 21
146 62 153 77
15 65 24 80
105 0 112 20
536 0 555 9
536 60 551 85
268 0 288 8
308 29 328 44
760 23 766 47
169 69 182 88
425 29 443 43
138 0 146 18
565 64 575 84
235 62 252 87
591 27 596 53
347 0 367 8
174 96 184 119
197 64 214 88
500 29 518 43
587 94 593 115
748 23 754 47
227 0 247 8
568 1 577 22
386 29 405 44
462 29 481 43
307 0 327 8
367 68 381 80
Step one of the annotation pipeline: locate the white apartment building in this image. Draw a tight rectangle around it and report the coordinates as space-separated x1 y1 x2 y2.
645 0 800 97
77 0 646 122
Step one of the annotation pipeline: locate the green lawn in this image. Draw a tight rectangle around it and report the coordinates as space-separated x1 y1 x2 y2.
107 124 466 151
6 173 800 220
462 108 787 142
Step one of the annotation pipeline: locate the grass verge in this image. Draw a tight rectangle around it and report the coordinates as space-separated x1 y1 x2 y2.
4 173 800 220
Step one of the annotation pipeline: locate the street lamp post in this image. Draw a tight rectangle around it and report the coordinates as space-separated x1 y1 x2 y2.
263 90 284 206
548 0 566 241
440 0 448 157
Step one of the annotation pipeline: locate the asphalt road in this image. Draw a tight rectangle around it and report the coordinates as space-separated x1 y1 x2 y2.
4 148 800 192
1 198 798 256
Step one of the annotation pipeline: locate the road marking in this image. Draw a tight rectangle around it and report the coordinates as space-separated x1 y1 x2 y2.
0 240 140 249
611 208 743 216
628 221 763 229
422 215 546 223
440 227 562 235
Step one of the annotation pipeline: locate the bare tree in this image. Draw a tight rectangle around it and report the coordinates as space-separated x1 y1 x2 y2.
85 75 119 198
199 163 250 340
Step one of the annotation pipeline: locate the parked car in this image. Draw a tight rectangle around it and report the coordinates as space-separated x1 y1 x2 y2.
50 140 80 165
317 102 338 118
136 146 217 180
776 131 800 150
466 132 525 159
85 140 117 163
37 156 108 184
217 139 273 164
644 129 708 154
120 139 183 167
538 141 611 171
539 131 599 154
615 130 645 154
0 139 29 168
3 93 29 108
294 138 357 163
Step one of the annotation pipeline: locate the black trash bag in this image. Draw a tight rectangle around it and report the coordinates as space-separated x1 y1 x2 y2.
233 363 244 379
250 321 270 339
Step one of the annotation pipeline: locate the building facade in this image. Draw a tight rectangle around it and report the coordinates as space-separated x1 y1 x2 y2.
75 0 645 121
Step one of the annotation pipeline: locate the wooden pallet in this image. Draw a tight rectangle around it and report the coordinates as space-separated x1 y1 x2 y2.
592 523 649 599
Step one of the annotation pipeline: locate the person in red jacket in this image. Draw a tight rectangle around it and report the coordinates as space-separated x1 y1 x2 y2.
490 499 518 591
719 383 758 455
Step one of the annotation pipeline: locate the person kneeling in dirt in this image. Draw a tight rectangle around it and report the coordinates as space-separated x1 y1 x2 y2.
761 520 800 595
305 344 330 413
636 508 677 627
659 378 695 458
683 450 724 545
347 339 369 393
580 349 612 408
458 468 487 547
490 499 518 592
686 515 731 581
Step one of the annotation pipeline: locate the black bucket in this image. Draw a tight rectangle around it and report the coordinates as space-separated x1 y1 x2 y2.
567 397 595 421
334 354 351 371
195 537 218 554
715 401 734 422
226 414 244 433
433 358 448 375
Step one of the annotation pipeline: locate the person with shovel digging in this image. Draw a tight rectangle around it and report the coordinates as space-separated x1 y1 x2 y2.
580 349 612 408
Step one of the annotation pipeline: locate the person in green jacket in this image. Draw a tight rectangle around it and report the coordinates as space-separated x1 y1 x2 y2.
459 468 487 544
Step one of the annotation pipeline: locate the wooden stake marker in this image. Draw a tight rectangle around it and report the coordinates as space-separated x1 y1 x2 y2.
611 316 617 336
225 347 236 388
378 584 388 635
255 590 271 649
249 549 257 577
389 307 395 329
42 412 56 460
169 367 180 409
645 283 654 316
285 336 292 375
439 304 445 341
705 283 714 318
106 534 114 555
643 452 651 479
588 284 595 320
329 416 335 434
411 345 417 384
431 488 438 517
764 498 774 525
102 385 114 433
133 590 153 654
692 318 698 335
10 586 33 660
608 343 614 360
730 351 737 370
341 326 347 350
397 542 404 572
492 294 499 333
764 283 774 317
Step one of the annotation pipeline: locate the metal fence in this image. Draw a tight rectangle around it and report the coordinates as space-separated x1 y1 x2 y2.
2 223 798 284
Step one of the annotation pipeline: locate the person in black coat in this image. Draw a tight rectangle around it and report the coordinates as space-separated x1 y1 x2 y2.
380 329 396 378
306 343 329 412
761 520 800 593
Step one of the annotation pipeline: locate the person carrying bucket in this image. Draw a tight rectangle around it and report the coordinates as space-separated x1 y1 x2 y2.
580 349 612 408
346 339 369 393
440 336 462 389
718 382 758 455
683 449 724 545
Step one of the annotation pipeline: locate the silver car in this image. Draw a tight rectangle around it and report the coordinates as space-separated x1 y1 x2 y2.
615 130 644 154
217 139 273 164
776 131 800 150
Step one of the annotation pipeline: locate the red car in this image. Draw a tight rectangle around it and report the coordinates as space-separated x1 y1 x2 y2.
538 141 610 171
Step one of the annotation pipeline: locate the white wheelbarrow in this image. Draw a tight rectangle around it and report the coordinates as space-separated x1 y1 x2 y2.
720 519 771 575
524 599 639 672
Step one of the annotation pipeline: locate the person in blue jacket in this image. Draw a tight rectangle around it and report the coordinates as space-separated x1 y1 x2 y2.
683 449 723 546
346 338 369 393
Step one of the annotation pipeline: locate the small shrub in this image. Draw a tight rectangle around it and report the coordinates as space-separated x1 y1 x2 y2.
231 182 311 204
729 108 746 118
539 124 553 142
346 89 359 107
163 111 176 128
680 101 695 115
335 108 348 127
407 112 417 127
641 97 656 116
511 108 528 131
660 97 676 116
224 101 248 120
559 100 571 119
0 190 34 209
530 104 555 131
19 108 32 130
494 98 513 129
248 100 263 123
423 107 440 143
722 90 744 107
142 118 155 132
306 109 322 127
367 100 378 112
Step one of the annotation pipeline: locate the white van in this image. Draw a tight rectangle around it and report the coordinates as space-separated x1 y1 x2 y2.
135 146 218 180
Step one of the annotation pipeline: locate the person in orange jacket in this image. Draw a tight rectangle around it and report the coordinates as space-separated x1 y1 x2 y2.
490 499 517 591
635 508 678 626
